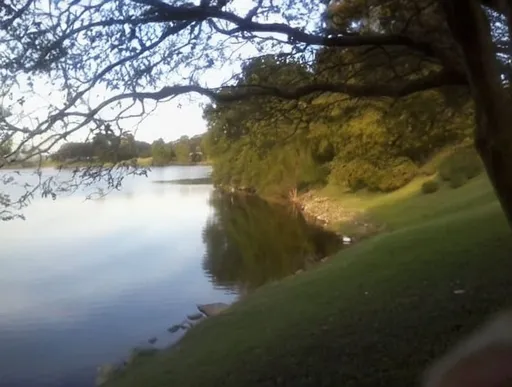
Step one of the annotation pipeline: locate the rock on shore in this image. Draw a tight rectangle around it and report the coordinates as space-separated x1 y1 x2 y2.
197 302 230 317
296 191 382 238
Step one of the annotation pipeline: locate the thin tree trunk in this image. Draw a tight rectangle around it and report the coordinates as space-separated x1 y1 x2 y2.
443 0 512 227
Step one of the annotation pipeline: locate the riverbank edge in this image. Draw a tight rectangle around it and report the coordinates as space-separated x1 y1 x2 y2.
217 184 383 242
2 159 211 170
293 191 384 240
97 187 380 386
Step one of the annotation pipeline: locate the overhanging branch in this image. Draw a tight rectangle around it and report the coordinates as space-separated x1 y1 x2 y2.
82 69 468 115
132 0 436 57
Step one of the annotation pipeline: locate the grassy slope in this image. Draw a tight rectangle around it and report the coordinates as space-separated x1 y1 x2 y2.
321 174 497 231
108 175 512 387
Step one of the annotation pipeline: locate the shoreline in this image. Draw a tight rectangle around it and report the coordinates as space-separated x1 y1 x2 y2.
102 176 510 387
216 184 383 240
1 160 212 170
294 191 384 241
97 188 372 386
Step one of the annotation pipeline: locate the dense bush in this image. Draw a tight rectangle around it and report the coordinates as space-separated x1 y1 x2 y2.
439 147 483 182
449 173 468 189
377 159 419 192
329 158 419 192
422 180 440 194
420 164 437 176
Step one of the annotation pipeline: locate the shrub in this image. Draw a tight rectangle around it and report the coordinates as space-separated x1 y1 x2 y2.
420 164 437 176
328 159 378 192
422 180 440 194
329 158 419 192
449 173 468 189
439 147 483 182
377 159 419 192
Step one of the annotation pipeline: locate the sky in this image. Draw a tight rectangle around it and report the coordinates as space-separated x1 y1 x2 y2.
2 0 323 150
7 65 227 147
3 0 263 148
113 97 210 143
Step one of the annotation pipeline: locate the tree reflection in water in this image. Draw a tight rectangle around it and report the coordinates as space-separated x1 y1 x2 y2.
202 191 341 294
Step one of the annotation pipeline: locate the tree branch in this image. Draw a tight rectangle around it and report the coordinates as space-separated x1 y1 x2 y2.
64 69 467 125
132 0 436 56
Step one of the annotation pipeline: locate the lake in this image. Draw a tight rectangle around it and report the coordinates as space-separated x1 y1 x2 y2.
0 165 341 387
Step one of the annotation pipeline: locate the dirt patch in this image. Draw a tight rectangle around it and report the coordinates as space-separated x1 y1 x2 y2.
296 192 384 239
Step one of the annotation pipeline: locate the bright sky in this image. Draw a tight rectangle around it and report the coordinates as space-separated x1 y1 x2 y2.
8 62 233 147
132 101 208 143
3 0 323 149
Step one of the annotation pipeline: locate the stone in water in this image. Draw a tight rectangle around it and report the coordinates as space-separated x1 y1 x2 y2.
167 325 181 333
187 313 204 321
197 302 230 317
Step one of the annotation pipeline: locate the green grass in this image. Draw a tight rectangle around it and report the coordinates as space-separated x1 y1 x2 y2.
321 174 495 231
136 157 153 167
108 175 511 387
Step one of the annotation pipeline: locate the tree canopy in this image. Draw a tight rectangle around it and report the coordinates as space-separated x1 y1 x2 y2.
202 54 474 197
2 0 512 224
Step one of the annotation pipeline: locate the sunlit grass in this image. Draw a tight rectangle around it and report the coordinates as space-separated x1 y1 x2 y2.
322 173 495 231
136 157 153 167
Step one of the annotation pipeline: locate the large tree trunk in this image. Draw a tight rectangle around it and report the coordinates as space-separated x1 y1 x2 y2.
443 0 512 227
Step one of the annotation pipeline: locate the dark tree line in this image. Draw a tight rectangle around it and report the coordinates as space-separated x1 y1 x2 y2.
50 132 207 165
50 133 151 163
150 134 206 165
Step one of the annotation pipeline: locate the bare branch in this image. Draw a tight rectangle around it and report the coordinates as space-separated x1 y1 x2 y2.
132 0 436 56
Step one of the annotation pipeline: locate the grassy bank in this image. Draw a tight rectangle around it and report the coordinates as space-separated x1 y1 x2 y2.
108 175 512 387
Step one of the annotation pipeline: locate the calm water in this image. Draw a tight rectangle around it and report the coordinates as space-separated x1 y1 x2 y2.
0 166 340 387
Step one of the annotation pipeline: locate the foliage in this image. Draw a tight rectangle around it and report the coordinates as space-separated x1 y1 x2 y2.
422 180 440 194
449 173 468 189
174 136 192 164
204 56 471 197
52 133 149 164
439 147 483 183
329 157 420 192
49 134 207 166
377 159 420 192
152 135 206 166
151 138 174 166
0 138 13 158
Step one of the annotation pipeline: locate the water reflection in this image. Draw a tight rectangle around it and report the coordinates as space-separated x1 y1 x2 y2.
0 165 340 387
202 191 341 293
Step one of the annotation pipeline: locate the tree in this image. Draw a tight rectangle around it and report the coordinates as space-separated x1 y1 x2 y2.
151 138 174 165
174 136 191 164
52 141 94 162
2 0 512 225
203 55 471 196
51 133 150 163
135 140 152 158
0 138 12 158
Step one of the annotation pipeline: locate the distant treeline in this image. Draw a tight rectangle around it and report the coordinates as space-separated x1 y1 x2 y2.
50 133 207 165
